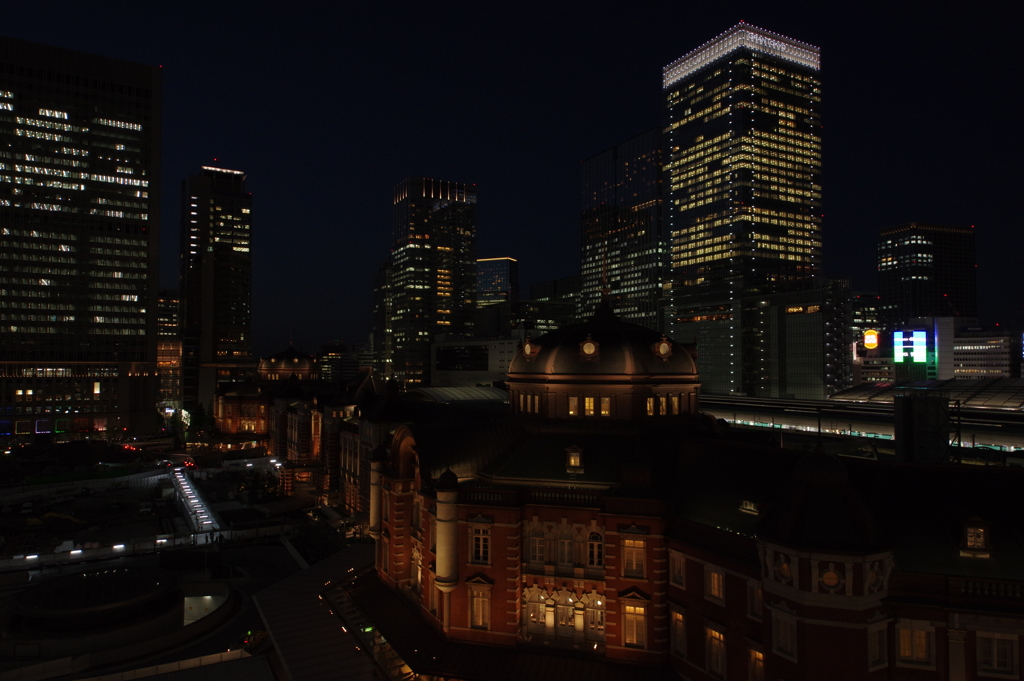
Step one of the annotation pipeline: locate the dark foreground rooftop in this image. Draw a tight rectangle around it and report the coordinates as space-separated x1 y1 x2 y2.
253 543 376 681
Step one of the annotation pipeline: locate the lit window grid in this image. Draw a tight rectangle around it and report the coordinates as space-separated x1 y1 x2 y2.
664 54 821 277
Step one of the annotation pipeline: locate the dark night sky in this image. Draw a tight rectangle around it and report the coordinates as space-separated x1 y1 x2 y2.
4 3 1021 356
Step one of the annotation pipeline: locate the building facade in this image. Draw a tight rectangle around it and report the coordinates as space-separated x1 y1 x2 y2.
388 177 477 387
319 340 373 383
878 223 977 327
337 307 1024 681
530 275 582 304
745 279 851 399
664 23 823 396
580 128 665 328
0 37 162 442
371 260 393 377
953 333 1021 379
430 338 519 388
179 166 255 412
473 299 578 340
156 288 182 414
476 257 518 309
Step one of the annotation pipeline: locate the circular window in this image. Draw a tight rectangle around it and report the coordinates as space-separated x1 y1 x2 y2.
659 341 670 355
523 343 532 356
821 570 841 588
582 341 596 355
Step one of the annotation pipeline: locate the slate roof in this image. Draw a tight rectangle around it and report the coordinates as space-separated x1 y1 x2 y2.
668 442 1024 581
398 406 1024 583
253 544 376 681
509 303 697 377
408 417 528 481
405 386 509 404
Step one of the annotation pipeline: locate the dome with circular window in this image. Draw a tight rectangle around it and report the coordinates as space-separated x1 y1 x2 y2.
258 345 319 381
507 304 700 421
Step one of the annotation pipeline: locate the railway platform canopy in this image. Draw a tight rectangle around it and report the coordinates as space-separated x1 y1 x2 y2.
830 378 1024 411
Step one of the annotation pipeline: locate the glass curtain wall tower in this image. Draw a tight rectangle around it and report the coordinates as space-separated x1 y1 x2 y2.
664 23 822 394
580 128 664 328
180 166 254 413
878 223 976 328
0 37 161 441
476 257 519 309
389 177 477 387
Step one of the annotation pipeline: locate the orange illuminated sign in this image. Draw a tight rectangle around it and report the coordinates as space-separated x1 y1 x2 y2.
864 330 879 349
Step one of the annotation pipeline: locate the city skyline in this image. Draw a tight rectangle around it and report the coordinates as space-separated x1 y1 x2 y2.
0 14 1023 680
1 4 1018 355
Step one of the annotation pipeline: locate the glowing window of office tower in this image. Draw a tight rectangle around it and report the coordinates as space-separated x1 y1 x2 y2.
663 23 821 288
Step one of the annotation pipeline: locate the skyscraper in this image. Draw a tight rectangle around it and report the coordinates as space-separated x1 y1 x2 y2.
476 257 519 308
580 128 665 328
180 166 254 412
371 260 393 377
0 37 161 440
388 177 477 386
878 223 976 327
156 288 182 414
663 23 823 394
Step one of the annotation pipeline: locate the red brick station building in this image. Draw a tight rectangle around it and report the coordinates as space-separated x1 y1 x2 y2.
338 306 1024 681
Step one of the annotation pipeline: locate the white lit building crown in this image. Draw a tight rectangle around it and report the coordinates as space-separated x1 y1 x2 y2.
663 22 820 88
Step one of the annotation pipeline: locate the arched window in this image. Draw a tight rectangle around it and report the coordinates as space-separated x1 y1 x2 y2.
523 589 547 635
555 593 575 638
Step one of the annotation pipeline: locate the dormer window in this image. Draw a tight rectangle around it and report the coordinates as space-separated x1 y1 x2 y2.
967 527 986 549
566 445 584 473
739 500 759 515
961 519 991 559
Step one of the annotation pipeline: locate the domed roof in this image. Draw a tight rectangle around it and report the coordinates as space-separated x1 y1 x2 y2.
259 345 317 373
508 304 697 377
758 452 880 553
